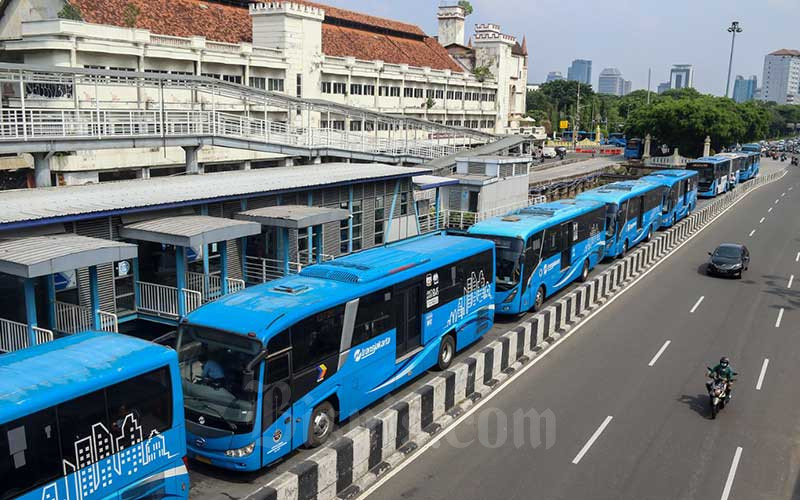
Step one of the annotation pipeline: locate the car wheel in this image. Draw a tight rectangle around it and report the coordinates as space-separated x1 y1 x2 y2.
437 334 456 370
306 402 335 448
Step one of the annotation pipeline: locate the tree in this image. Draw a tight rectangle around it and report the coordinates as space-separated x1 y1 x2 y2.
58 1 83 21
122 3 140 28
472 66 493 82
458 0 474 16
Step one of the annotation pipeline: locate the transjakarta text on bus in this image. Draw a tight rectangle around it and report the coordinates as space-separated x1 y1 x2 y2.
0 332 189 500
177 232 495 471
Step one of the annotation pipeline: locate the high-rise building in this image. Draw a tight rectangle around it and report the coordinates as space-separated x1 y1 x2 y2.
623 80 632 95
597 68 629 96
546 71 564 82
657 82 671 94
759 49 800 104
669 64 694 89
732 75 758 103
567 59 592 85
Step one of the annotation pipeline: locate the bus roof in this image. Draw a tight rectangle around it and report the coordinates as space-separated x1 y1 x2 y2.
688 156 729 164
467 199 604 240
640 169 698 186
715 152 748 160
186 232 494 342
0 332 175 421
575 180 661 205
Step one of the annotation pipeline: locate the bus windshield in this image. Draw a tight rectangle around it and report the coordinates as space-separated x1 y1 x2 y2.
687 163 714 183
176 325 262 434
472 235 523 291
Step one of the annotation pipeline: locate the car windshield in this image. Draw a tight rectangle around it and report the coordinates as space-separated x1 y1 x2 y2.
176 324 262 433
472 235 523 291
714 246 741 259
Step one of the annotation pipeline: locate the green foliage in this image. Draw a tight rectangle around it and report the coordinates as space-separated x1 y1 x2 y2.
122 3 140 28
424 97 436 110
58 2 83 21
458 0 474 16
472 66 493 82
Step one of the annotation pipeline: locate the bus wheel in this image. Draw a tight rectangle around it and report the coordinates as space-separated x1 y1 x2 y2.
578 260 590 283
533 286 545 311
437 334 456 370
307 402 335 448
645 226 653 242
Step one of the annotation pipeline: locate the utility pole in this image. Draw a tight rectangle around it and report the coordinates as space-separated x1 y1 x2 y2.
725 21 743 98
572 81 581 149
646 68 652 105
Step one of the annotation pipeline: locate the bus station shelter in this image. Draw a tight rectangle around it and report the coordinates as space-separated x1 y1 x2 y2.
0 233 137 352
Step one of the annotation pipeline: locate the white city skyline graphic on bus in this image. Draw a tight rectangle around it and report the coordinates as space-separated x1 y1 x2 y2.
39 413 178 500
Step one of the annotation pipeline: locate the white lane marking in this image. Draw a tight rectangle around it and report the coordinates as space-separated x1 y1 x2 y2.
776 308 784 328
690 296 705 313
759 217 765 224
648 340 671 367
789 275 794 289
572 416 614 465
720 447 743 500
790 186 794 191
351 170 788 500
796 252 800 263
748 229 756 237
775 199 780 204
782 192 786 197
769 207 774 213
756 358 769 391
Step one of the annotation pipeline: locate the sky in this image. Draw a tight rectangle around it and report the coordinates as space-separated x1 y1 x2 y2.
321 0 799 96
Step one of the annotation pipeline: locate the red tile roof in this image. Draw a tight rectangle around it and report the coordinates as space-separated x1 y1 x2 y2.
770 49 800 56
70 0 461 71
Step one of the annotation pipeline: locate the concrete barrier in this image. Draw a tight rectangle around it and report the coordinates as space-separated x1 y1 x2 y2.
244 169 786 500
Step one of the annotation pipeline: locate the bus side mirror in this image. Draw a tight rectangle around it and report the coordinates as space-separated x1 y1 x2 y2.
241 369 258 393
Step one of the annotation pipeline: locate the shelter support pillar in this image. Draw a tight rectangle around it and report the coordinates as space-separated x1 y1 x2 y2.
23 278 37 346
183 146 201 175
89 265 101 330
220 241 229 295
32 152 53 187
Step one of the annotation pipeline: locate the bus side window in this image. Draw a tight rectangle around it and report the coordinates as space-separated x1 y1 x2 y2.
522 232 542 292
262 352 291 433
0 408 61 497
352 288 395 346
290 305 345 374
57 389 109 467
106 367 172 437
541 227 561 261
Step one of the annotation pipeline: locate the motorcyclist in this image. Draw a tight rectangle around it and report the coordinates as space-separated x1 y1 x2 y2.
707 356 736 401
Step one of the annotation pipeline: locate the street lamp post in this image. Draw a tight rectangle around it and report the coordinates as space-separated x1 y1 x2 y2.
725 21 743 98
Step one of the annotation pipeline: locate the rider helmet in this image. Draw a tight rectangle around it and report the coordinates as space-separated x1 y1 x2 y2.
720 356 729 367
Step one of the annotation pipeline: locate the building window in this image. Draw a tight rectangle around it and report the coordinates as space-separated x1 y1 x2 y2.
321 81 332 93
413 88 424 98
364 84 375 96
350 83 363 95
390 86 400 97
201 72 221 80
352 199 363 251
107 67 135 83
364 121 375 132
426 89 435 99
454 91 463 100
268 78 284 92
446 90 454 100
435 89 444 99
222 74 242 84
350 120 362 132
333 120 345 130
400 192 408 216
296 74 302 98
379 85 390 96
340 201 350 253
333 82 347 94
374 197 385 244
249 76 266 90
404 87 414 98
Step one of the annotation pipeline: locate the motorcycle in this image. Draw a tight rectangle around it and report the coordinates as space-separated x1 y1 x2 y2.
706 368 736 419
792 156 799 166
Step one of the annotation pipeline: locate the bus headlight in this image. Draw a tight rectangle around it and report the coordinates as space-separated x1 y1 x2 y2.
225 442 255 457
503 287 519 303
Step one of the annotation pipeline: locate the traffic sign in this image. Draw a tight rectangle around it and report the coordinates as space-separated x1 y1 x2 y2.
559 120 569 129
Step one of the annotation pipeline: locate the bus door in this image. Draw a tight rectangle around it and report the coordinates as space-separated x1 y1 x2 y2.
636 196 644 229
559 222 574 270
395 283 422 359
261 350 293 465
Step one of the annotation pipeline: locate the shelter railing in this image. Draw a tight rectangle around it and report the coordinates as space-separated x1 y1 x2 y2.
0 317 53 353
136 281 201 319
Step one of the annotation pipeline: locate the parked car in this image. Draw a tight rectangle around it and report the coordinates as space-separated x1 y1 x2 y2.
542 146 557 158
707 244 750 278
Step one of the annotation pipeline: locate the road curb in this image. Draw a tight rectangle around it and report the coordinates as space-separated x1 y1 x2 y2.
243 169 786 500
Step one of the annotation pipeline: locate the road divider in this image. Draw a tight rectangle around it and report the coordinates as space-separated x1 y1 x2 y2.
241 169 786 500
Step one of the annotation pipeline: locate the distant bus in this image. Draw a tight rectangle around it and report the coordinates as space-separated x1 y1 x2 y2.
0 332 188 500
716 153 747 186
738 151 760 181
178 233 495 471
466 199 606 314
639 169 698 228
576 180 664 258
741 143 762 154
686 156 733 197
624 138 644 160
605 133 626 148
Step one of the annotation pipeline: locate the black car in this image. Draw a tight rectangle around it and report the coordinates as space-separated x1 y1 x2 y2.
707 244 750 278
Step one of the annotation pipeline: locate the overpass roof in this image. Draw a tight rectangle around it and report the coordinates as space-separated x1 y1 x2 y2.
0 163 429 230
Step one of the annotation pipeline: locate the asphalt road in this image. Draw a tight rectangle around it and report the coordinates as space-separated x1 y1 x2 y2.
363 161 800 500
188 161 789 499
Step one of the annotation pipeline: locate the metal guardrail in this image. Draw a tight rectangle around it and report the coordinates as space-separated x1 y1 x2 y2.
0 317 53 353
137 281 201 319
185 271 245 302
54 301 118 334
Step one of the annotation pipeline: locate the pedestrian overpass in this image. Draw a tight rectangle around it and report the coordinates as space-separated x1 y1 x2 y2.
0 63 496 185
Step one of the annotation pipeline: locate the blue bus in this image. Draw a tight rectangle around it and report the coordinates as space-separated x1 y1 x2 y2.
738 151 760 181
639 170 698 228
466 199 606 314
177 233 495 471
741 143 762 154
0 332 189 500
624 138 644 160
716 153 748 186
686 156 732 197
605 133 626 148
576 180 664 258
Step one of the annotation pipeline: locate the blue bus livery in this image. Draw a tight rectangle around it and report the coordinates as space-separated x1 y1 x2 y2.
177 232 495 471
624 138 644 160
716 152 749 186
0 332 188 500
686 156 732 197
466 199 606 314
738 151 760 181
639 169 698 228
741 143 762 154
576 180 664 259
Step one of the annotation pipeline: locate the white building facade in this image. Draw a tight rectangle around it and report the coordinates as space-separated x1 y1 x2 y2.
759 50 800 105
669 64 694 90
0 0 521 182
